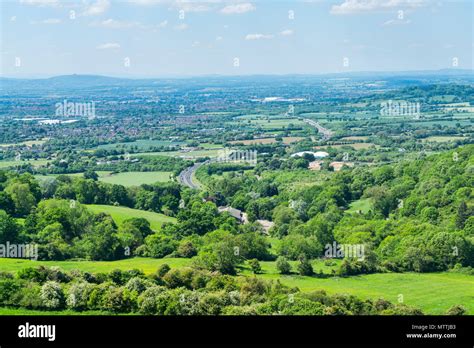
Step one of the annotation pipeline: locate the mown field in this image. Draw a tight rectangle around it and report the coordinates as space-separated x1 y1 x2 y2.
35 171 172 187
97 171 172 186
0 159 50 169
85 205 176 231
0 257 471 314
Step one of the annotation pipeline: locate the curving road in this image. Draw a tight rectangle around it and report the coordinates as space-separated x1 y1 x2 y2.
178 161 207 189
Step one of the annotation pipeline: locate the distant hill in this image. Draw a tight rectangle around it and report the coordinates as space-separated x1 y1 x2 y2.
1 69 472 91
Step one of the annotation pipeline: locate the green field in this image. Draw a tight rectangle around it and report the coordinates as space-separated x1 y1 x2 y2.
35 171 172 187
0 257 471 314
98 171 172 186
347 198 373 214
85 204 176 231
0 159 50 169
134 149 221 159
422 136 467 143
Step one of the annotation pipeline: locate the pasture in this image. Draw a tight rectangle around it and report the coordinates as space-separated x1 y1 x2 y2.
0 257 472 314
85 205 176 231
98 171 172 186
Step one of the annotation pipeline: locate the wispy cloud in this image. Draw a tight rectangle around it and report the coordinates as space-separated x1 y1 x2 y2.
31 18 62 25
91 18 141 29
83 0 110 16
20 0 61 7
96 42 120 49
383 19 411 26
280 29 294 36
245 33 273 40
130 0 217 12
331 0 426 15
221 3 255 15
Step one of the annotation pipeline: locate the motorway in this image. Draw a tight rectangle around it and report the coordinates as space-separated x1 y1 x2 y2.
178 161 206 189
303 119 334 140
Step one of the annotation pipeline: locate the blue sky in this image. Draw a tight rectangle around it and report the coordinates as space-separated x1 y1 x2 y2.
1 0 472 77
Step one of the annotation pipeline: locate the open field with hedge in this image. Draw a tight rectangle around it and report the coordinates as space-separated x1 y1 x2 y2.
97 171 173 186
0 257 471 314
85 205 176 231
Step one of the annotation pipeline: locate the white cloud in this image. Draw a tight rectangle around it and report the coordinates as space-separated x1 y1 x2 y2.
20 0 61 7
221 3 255 15
245 33 273 40
129 0 217 12
280 29 294 36
158 20 168 28
174 23 189 31
191 41 200 47
331 0 426 15
216 36 223 41
42 18 62 24
83 0 110 16
92 18 141 29
10 16 17 22
97 42 120 49
383 18 411 25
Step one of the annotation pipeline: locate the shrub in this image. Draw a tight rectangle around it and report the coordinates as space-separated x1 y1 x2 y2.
162 268 195 289
124 277 155 294
103 286 137 313
446 305 467 315
156 264 171 278
0 278 23 306
177 240 197 258
276 256 292 274
297 257 314 276
17 267 48 283
66 282 93 311
40 281 65 309
138 286 167 315
18 283 42 309
248 259 262 274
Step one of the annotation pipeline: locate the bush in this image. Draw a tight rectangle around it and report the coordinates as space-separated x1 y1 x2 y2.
40 281 65 309
138 286 167 315
176 240 197 258
17 267 48 283
163 268 195 289
156 264 171 278
297 257 314 276
124 277 155 294
103 286 137 313
248 259 262 274
276 256 292 274
446 305 467 315
66 282 93 311
18 283 42 309
108 269 144 285
0 278 23 306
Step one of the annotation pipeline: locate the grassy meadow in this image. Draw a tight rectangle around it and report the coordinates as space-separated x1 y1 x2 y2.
85 204 176 231
0 257 472 314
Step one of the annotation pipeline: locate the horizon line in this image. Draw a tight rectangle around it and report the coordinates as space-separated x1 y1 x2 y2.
1 68 473 80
